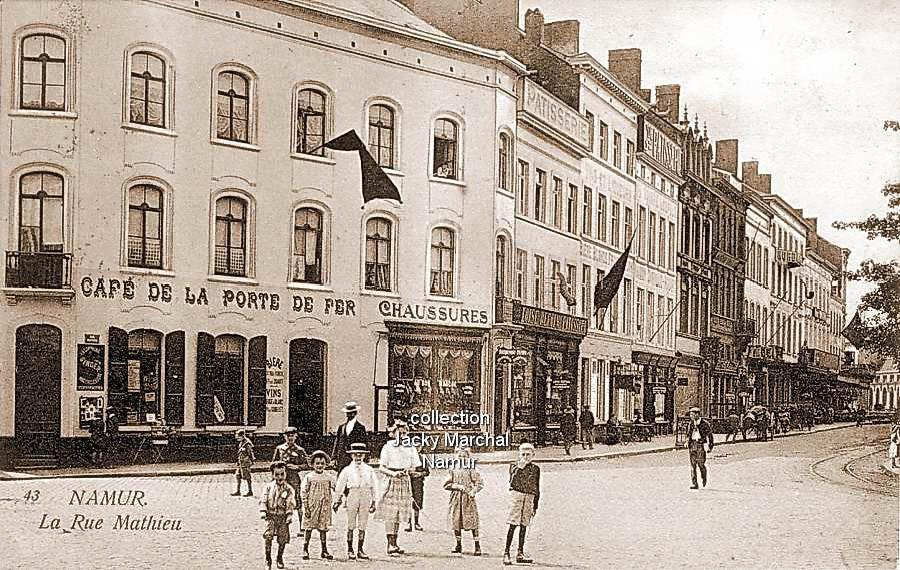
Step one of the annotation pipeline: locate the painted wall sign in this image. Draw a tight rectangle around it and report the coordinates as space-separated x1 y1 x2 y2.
378 300 489 325
76 344 105 391
84 334 100 344
638 115 682 174
79 396 104 429
266 355 285 414
521 79 591 148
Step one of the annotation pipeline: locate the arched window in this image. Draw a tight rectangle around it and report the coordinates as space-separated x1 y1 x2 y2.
19 171 64 253
365 217 392 291
368 104 395 168
297 89 326 155
433 119 459 179
292 207 323 283
495 235 508 298
498 132 512 190
216 71 250 142
129 52 166 127
430 227 455 296
214 196 247 276
127 184 163 268
20 33 66 110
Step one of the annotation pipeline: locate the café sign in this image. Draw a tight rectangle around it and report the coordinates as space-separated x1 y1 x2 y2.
514 304 589 336
521 79 591 149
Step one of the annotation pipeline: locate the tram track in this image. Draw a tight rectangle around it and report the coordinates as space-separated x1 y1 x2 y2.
810 442 898 498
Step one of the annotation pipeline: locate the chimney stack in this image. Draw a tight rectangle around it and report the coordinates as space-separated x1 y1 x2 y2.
542 20 579 56
758 174 771 194
655 84 680 124
715 139 739 176
524 8 545 46
608 48 642 94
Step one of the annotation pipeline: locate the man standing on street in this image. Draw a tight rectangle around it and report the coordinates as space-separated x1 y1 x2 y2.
578 405 595 450
687 407 714 489
333 401 368 472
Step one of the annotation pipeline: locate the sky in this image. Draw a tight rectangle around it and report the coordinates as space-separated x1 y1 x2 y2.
524 0 900 320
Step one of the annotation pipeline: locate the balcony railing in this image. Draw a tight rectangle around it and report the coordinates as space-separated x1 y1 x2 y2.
5 251 72 289
734 318 757 337
775 248 803 268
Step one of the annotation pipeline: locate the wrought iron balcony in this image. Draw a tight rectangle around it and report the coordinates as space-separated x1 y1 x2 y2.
5 251 72 289
734 318 757 337
774 248 803 268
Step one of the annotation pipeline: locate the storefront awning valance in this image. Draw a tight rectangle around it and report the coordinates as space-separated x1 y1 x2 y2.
385 321 486 346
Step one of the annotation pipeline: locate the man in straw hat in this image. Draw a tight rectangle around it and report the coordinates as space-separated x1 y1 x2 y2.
687 407 714 489
333 442 379 560
333 401 368 472
377 418 421 555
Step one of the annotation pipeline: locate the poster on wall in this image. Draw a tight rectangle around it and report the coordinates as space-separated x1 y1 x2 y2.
127 360 141 391
266 355 285 414
76 344 105 391
79 396 104 429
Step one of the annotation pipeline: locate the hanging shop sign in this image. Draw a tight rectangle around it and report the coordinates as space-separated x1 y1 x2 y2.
76 344 105 391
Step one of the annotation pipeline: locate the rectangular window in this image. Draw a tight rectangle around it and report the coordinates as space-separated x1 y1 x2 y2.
585 110 595 152
567 184 578 234
624 279 633 336
567 264 577 315
624 207 633 244
648 293 655 345
582 187 592 236
626 140 635 175
597 194 608 243
679 277 689 334
552 177 563 228
666 297 674 346
609 290 619 333
550 260 560 310
611 201 621 248
636 288 644 341
516 160 529 216
690 279 700 336
595 269 606 330
581 264 591 318
648 212 656 265
598 121 608 160
638 206 646 259
669 221 676 269
515 249 527 301
613 131 622 169
533 255 544 307
534 169 546 223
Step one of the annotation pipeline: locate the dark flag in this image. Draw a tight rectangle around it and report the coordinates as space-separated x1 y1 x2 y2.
323 130 402 203
593 236 634 315
556 271 576 307
841 309 867 348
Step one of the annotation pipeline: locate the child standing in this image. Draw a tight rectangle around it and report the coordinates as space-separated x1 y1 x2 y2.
232 430 256 496
444 446 483 556
333 442 379 560
406 457 429 532
301 450 336 560
503 442 540 566
260 461 297 570
272 426 309 532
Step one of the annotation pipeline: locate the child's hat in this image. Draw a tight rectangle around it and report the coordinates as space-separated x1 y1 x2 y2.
518 442 535 451
283 426 299 435
310 449 331 462
348 442 369 455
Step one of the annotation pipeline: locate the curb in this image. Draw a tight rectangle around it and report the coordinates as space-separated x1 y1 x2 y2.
0 422 859 481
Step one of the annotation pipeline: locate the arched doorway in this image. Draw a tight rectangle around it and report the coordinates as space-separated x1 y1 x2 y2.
289 339 326 438
15 324 62 456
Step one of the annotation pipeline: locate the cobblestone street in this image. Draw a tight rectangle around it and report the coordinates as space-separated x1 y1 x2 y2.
2 425 895 570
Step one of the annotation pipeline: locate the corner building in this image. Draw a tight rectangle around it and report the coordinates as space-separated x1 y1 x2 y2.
0 0 523 466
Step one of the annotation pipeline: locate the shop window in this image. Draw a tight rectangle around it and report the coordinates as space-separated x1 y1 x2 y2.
365 216 392 291
292 207 323 284
432 118 459 179
195 333 266 427
18 171 64 253
368 103 395 168
214 196 247 276
511 355 534 427
19 33 67 111
429 227 455 296
390 341 480 426
128 51 167 128
297 88 327 155
127 184 163 268
216 70 251 142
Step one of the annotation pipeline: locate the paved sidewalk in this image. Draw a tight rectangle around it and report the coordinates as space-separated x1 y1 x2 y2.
0 421 857 481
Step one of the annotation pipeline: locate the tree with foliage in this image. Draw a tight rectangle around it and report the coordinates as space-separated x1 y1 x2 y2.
831 120 900 358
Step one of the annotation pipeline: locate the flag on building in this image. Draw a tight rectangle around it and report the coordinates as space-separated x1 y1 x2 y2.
213 395 226 423
323 130 402 203
841 309 867 348
593 236 634 315
556 271 576 307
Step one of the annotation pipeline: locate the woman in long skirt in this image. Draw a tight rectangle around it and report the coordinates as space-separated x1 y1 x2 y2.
377 418 421 555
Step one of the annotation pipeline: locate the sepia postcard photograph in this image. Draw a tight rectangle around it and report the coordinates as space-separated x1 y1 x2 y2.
0 0 898 568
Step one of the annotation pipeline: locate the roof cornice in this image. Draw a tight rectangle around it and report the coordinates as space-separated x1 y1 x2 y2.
567 52 650 114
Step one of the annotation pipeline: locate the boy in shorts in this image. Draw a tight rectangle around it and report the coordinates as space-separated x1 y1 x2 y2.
260 461 297 569
232 429 255 496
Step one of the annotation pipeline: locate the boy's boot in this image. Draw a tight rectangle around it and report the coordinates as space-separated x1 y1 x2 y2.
265 540 273 569
452 531 462 554
276 544 286 569
245 481 254 497
231 481 241 496
321 530 333 560
347 530 356 559
473 533 482 556
357 531 369 560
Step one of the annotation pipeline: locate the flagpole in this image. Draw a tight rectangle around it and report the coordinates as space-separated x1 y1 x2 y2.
646 296 684 344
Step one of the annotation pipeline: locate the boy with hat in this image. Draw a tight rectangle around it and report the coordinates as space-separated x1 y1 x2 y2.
272 426 309 531
687 407 714 489
504 442 540 565
333 442 379 559
260 460 297 569
232 429 256 496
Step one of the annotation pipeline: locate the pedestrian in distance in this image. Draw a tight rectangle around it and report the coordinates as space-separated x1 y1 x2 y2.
377 418 421 556
232 429 256 497
332 401 368 472
272 426 309 534
444 446 483 556
725 412 741 443
406 455 428 532
300 450 336 560
889 424 900 469
687 407 714 489
578 405 595 450
560 406 577 455
333 442 379 560
503 442 540 565
260 461 297 570
88 414 108 467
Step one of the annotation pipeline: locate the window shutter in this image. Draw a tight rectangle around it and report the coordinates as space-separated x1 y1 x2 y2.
164 331 185 426
248 335 267 427
196 332 215 427
108 327 129 411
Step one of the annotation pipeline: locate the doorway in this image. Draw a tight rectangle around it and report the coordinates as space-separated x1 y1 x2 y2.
289 339 326 437
15 324 62 456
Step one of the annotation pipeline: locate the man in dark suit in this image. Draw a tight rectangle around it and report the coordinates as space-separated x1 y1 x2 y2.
687 407 714 489
332 401 367 471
